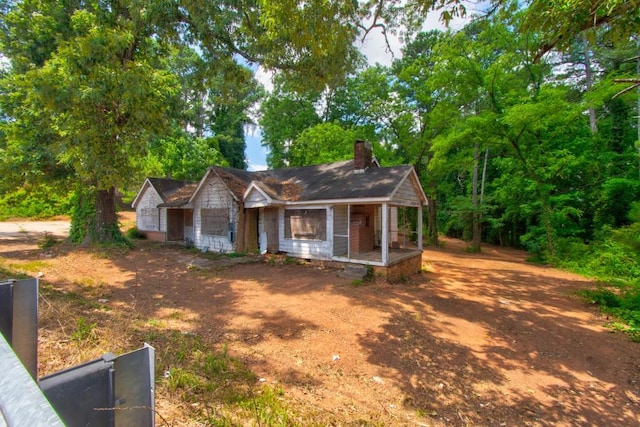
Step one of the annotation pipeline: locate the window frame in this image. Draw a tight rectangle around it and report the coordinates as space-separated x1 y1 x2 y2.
284 208 327 241
200 208 229 237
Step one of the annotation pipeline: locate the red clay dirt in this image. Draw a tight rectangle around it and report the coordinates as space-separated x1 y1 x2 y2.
0 214 638 426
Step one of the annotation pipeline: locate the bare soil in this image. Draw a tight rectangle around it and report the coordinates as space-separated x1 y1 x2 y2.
1 212 639 426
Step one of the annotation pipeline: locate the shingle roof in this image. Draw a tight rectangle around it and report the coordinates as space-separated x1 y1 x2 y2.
148 178 198 207
208 160 418 203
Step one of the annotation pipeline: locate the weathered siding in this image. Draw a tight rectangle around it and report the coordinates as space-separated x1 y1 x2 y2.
279 205 333 260
135 186 163 231
244 188 269 208
159 208 167 233
192 175 239 252
333 205 348 257
391 175 422 207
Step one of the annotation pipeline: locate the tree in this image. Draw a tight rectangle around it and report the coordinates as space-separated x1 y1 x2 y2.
0 0 362 243
259 79 322 168
391 30 448 245
359 0 640 61
289 122 357 166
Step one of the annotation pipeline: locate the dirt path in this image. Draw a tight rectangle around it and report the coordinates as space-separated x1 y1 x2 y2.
0 226 638 426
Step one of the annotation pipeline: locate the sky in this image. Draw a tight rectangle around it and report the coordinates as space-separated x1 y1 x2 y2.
244 7 474 171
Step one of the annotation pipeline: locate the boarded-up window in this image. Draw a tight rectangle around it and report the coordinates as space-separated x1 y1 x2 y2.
140 208 159 230
184 209 193 227
285 209 326 240
201 208 228 236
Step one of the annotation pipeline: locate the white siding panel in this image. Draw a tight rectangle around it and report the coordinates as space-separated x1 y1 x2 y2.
159 208 167 232
244 188 269 208
135 187 163 231
391 175 422 207
192 176 238 253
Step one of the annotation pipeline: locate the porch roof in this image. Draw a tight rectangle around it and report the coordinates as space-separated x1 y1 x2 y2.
146 178 198 208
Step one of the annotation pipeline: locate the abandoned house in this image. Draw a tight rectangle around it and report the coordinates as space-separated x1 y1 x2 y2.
132 141 428 278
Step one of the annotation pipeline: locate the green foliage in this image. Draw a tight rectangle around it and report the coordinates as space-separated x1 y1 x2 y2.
289 122 357 166
68 187 96 245
579 282 640 341
554 226 640 281
38 232 59 250
1 0 361 243
145 328 298 424
125 227 146 240
69 186 130 246
557 203 640 340
259 81 322 168
71 317 98 344
145 131 227 181
0 184 72 220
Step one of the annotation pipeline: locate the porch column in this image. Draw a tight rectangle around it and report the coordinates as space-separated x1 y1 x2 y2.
381 203 389 265
417 205 423 251
347 205 351 260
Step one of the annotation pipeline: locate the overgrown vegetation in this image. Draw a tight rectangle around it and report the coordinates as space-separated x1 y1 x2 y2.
555 204 640 341
147 329 297 425
125 226 146 240
0 184 72 220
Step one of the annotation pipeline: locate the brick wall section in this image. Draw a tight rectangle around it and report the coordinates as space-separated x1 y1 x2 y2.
373 253 422 282
143 230 166 242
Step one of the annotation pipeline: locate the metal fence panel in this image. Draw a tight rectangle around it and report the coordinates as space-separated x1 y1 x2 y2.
39 354 117 427
114 344 155 427
0 278 38 378
0 281 13 342
11 278 38 377
0 333 64 427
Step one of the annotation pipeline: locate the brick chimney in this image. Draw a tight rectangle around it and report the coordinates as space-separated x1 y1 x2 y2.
354 140 372 171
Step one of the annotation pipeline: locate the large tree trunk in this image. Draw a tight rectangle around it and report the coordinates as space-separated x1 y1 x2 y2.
92 186 120 243
424 151 439 246
426 194 438 245
70 185 122 244
582 34 598 134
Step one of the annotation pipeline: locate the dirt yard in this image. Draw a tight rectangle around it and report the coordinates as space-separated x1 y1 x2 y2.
1 213 639 426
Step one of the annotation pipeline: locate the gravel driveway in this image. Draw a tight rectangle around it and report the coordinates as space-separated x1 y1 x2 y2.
0 220 70 240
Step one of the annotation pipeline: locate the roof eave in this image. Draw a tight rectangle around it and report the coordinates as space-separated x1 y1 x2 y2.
131 178 153 209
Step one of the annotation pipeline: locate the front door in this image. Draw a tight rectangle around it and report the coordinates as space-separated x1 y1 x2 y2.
166 209 184 241
264 208 279 252
244 208 259 252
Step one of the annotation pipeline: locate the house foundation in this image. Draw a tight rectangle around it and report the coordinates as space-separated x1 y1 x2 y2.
372 252 423 282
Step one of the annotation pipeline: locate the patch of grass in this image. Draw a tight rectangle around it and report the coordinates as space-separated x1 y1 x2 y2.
71 317 98 344
577 282 640 342
146 318 165 328
138 328 301 425
351 279 363 286
8 260 50 273
40 282 104 309
0 262 29 281
167 311 185 320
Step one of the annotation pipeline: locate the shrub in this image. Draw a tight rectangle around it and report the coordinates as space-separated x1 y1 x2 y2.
0 184 73 220
125 227 146 239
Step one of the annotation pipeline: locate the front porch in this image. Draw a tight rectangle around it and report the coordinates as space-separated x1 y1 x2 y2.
332 202 423 268
332 247 421 267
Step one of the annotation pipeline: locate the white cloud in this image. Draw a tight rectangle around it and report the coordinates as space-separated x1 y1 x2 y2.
248 163 268 172
255 66 274 93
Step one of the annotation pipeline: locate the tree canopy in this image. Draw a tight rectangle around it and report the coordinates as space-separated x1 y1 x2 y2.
0 0 362 242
